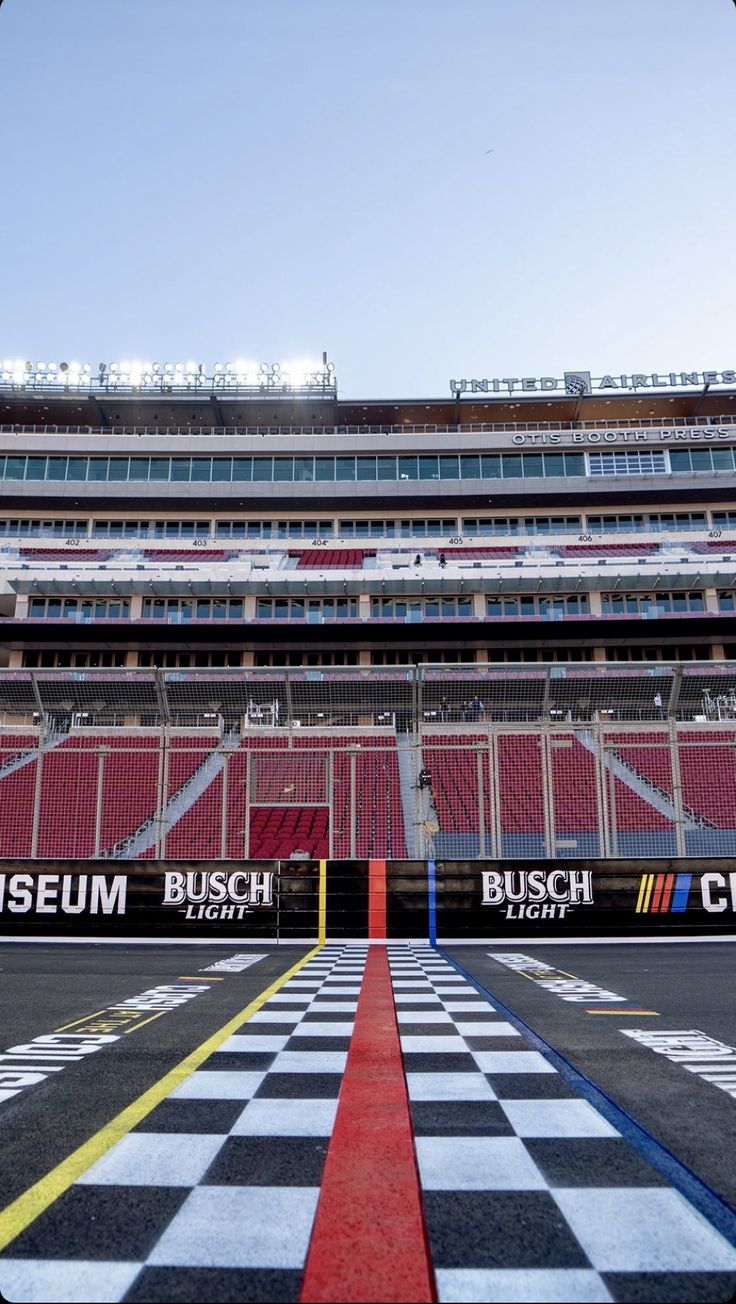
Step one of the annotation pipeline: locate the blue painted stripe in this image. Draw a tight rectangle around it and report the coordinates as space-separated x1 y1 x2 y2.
427 859 436 946
435 944 736 1247
671 872 693 913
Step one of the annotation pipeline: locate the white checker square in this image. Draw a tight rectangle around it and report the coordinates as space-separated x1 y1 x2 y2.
456 1021 520 1038
435 1268 612 1302
170 1070 265 1100
270 1050 347 1073
78 1132 224 1187
309 1000 359 1012
416 1136 546 1190
394 994 443 1004
0 1260 143 1304
230 1097 338 1136
406 1073 496 1102
473 1051 555 1074
552 1187 736 1271
216 1034 289 1053
147 1185 320 1268
268 994 312 1004
249 1010 305 1024
501 1098 619 1138
400 1035 468 1053
443 1001 497 1012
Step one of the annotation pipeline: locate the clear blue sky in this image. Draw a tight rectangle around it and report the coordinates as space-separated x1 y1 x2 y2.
1 0 734 398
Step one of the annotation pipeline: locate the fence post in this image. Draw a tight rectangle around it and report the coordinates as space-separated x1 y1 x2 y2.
94 748 105 857
220 748 229 860
476 745 486 859
30 748 43 859
669 721 687 858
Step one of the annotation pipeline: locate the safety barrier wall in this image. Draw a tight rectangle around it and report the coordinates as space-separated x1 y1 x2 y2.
0 858 733 939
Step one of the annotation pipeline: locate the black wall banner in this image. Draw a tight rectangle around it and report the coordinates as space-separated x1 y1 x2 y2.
433 858 736 937
0 858 734 939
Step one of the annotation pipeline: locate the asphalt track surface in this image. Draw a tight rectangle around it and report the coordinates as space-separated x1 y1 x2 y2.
0 939 733 1303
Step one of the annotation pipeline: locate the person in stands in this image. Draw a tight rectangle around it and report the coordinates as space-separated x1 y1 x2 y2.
469 694 484 721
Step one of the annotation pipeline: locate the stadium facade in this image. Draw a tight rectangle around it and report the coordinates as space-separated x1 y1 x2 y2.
1 357 735 866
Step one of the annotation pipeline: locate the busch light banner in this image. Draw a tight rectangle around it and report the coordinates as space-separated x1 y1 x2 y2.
434 858 736 937
0 860 288 939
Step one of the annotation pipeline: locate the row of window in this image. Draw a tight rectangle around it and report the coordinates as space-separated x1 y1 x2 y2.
141 598 244 620
21 590 736 623
0 509 724 540
18 645 716 670
600 592 706 615
370 598 473 619
27 598 130 619
255 598 359 620
486 596 590 618
0 451 595 484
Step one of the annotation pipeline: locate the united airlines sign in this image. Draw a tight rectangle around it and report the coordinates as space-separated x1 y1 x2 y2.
450 369 736 396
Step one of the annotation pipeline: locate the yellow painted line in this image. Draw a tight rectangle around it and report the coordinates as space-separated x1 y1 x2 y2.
587 1009 660 1016
123 1011 168 1034
640 874 654 914
0 943 321 1253
318 859 327 945
55 1010 108 1032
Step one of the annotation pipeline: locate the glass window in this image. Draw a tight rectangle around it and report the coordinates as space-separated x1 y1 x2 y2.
257 598 272 618
398 456 418 481
336 457 356 481
457 596 472 617
543 454 565 477
418 455 439 480
356 457 377 481
208 458 230 481
460 455 480 480
315 457 334 481
5 457 26 479
377 456 396 480
29 598 45 616
669 451 691 473
107 459 129 481
294 457 314 482
149 458 170 481
65 457 87 481
690 449 712 471
196 599 211 619
44 456 66 482
480 455 501 478
190 458 211 482
563 452 585 476
290 599 305 619
86 457 108 482
232 457 252 481
522 453 544 478
274 599 289 619
25 457 47 481
229 599 243 619
502 454 522 478
46 599 62 619
712 448 734 471
439 455 459 480
128 458 150 482
273 458 293 482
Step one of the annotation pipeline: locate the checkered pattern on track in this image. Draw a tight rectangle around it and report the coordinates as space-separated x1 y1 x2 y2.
2 944 736 1303
389 946 736 1304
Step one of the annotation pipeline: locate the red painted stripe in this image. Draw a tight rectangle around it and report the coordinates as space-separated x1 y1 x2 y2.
368 858 387 939
660 872 675 913
300 946 435 1304
651 873 665 913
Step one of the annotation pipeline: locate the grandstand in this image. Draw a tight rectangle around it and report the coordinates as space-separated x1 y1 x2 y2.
1 357 736 863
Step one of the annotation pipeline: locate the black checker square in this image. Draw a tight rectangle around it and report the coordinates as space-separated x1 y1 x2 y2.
401 1052 479 1074
123 1266 303 1302
602 1270 736 1302
133 1098 246 1135
422 1189 591 1269
525 1137 670 1189
5 1186 189 1261
485 1072 581 1100
203 1136 328 1187
205 1052 277 1072
287 1036 351 1053
254 1072 343 1099
410 1100 514 1136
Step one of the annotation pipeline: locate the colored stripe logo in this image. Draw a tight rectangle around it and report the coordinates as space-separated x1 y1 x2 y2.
636 873 691 913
